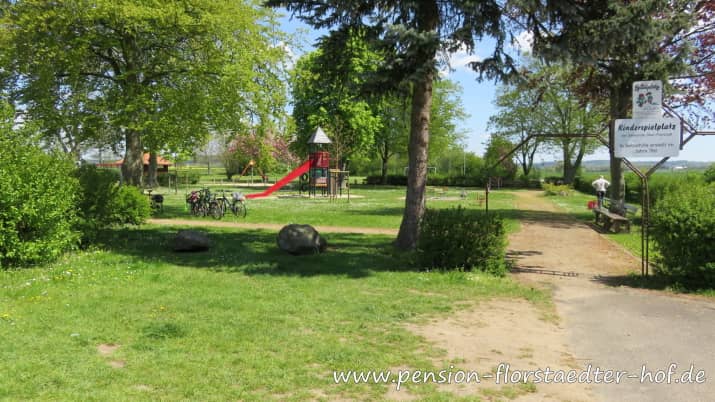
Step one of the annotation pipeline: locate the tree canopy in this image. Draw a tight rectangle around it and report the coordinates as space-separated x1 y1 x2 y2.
518 0 703 200
269 0 518 249
1 0 288 186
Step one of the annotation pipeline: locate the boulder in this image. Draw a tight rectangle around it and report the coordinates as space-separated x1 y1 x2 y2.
277 224 327 255
173 230 210 252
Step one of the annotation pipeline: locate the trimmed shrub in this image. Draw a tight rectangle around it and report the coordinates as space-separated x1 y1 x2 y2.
650 184 715 287
417 207 507 275
0 132 79 268
75 165 150 243
113 185 151 225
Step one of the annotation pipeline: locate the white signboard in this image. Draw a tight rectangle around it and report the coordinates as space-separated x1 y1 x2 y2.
614 118 681 158
632 80 663 119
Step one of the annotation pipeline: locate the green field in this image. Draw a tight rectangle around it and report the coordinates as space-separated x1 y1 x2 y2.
1 186 544 401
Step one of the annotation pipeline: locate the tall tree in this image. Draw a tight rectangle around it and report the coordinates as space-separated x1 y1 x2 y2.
290 29 382 165
529 63 606 183
483 135 517 181
488 81 545 177
2 0 287 186
520 0 701 202
373 79 468 184
373 91 411 183
268 1 516 250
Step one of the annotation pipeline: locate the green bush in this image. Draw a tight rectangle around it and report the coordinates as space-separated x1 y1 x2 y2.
75 165 150 243
113 185 151 225
541 182 572 196
364 174 486 187
704 163 715 184
574 172 705 207
417 207 507 275
0 131 79 268
650 184 714 287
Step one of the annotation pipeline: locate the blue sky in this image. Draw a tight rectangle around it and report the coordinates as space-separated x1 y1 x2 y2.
277 13 715 163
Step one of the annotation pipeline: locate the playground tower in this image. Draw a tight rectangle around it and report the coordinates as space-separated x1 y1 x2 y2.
307 127 332 196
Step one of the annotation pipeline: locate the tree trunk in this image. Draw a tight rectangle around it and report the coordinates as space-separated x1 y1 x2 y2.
563 143 586 184
394 2 438 251
609 82 630 202
147 151 158 188
395 72 434 250
381 153 389 185
562 143 576 184
121 129 143 186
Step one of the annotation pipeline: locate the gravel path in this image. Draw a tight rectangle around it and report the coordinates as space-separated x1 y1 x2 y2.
507 190 715 402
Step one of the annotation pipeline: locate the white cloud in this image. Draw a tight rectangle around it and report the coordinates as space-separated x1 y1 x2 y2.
511 31 533 55
439 45 482 77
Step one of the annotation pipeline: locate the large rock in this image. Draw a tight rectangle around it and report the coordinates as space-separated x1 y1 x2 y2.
277 224 327 255
173 230 210 252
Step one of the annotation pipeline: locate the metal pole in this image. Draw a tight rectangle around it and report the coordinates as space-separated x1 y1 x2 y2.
644 178 650 276
640 176 647 276
485 182 490 214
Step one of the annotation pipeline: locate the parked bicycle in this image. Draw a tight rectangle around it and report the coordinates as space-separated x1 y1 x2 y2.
186 188 213 217
228 191 247 218
212 190 247 219
186 188 247 219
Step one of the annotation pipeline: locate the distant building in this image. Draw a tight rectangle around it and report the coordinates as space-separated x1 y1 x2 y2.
97 154 173 174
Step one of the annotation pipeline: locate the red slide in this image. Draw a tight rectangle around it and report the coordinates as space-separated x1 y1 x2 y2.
245 160 312 199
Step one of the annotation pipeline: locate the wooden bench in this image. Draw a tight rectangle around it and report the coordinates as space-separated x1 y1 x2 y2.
593 207 630 233
593 199 639 233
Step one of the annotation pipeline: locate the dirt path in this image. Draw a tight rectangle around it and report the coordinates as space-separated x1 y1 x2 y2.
147 218 398 236
506 190 715 402
401 190 714 402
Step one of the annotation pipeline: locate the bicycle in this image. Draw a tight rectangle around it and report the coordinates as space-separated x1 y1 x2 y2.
209 191 226 220
186 188 212 217
228 191 247 218
213 190 247 219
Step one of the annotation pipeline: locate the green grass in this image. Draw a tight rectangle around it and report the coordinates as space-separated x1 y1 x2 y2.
0 225 548 401
152 185 518 231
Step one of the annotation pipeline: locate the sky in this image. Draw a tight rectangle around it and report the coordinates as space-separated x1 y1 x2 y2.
277 12 715 163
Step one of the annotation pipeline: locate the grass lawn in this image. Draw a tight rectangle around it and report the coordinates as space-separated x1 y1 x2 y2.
1 187 543 401
153 185 517 232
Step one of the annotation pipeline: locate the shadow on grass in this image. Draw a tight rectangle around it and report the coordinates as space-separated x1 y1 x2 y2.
592 273 714 295
94 225 413 278
345 207 404 218
488 208 590 229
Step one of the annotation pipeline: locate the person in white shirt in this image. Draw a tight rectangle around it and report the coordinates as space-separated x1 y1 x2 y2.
592 175 610 208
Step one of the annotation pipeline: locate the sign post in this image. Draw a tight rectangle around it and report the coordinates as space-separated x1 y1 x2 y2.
614 118 681 158
613 80 682 275
632 80 663 119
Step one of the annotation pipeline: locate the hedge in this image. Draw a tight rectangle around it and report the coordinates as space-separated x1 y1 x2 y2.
417 207 507 275
650 183 715 287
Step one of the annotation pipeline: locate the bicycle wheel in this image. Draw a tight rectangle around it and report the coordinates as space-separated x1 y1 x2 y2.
210 201 224 219
232 200 247 218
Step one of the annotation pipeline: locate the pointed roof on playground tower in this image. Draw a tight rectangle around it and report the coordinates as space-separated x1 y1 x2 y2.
307 127 332 144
